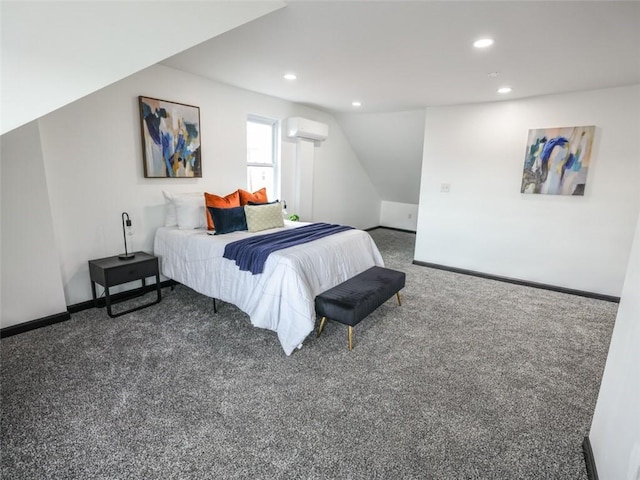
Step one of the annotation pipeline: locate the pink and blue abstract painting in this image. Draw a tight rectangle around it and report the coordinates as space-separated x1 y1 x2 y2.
139 96 202 178
521 125 595 195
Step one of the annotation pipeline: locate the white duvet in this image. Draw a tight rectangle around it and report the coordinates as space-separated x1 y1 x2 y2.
153 222 384 355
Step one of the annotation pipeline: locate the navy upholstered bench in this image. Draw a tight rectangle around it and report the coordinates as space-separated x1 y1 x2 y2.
315 266 406 350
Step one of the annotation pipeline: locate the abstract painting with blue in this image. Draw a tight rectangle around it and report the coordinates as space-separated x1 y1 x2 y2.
139 96 202 178
521 125 595 195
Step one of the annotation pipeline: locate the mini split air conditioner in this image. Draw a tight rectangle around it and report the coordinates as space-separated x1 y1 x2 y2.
286 117 329 142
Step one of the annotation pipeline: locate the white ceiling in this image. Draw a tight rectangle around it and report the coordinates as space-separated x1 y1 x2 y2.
160 1 640 206
8 2 635 205
1 1 285 135
162 1 640 114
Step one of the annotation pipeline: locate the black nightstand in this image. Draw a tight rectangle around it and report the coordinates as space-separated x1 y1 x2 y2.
88 252 161 318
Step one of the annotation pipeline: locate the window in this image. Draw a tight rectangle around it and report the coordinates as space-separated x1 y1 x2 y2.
246 115 279 199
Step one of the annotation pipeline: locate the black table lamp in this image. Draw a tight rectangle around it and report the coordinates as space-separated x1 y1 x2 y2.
119 212 135 260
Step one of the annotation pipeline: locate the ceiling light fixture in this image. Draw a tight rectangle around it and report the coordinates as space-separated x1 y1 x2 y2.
352 101 362 107
283 73 297 80
473 38 494 48
498 86 512 94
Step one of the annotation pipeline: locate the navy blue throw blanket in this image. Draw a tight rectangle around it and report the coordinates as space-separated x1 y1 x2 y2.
223 223 354 274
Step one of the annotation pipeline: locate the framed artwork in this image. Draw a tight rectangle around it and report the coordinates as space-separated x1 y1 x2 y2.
139 96 202 178
521 125 595 195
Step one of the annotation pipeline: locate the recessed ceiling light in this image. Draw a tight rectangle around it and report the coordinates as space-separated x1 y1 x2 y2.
283 73 297 80
352 101 362 107
498 86 512 94
473 38 494 48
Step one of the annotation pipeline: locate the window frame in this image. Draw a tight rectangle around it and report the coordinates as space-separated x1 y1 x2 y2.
246 114 280 199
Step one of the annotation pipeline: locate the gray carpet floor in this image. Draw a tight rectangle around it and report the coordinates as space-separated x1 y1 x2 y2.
1 228 617 479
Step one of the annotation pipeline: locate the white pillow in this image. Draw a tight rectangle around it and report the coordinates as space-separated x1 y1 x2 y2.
173 195 207 230
163 191 202 227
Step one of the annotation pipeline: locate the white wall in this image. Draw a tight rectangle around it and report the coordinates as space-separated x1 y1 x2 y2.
380 201 418 231
1 0 284 135
34 64 379 306
589 210 640 480
1 122 68 327
415 85 640 297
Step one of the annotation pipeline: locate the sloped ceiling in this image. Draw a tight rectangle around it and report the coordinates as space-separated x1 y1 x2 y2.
3 2 638 206
1 1 285 135
336 110 425 205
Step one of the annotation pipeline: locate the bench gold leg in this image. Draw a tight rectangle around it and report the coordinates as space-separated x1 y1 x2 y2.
396 291 402 306
317 317 327 337
348 326 353 351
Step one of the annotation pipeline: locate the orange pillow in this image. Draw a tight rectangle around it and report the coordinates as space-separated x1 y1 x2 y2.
238 187 268 206
204 190 240 230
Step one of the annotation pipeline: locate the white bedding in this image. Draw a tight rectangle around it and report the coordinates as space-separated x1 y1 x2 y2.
153 221 384 355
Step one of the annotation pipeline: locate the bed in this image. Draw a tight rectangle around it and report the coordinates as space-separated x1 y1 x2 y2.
153 221 384 355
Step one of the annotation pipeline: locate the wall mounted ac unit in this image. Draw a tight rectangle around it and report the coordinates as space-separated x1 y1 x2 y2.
286 117 329 142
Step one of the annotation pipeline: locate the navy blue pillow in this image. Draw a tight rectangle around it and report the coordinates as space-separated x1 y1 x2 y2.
207 206 247 235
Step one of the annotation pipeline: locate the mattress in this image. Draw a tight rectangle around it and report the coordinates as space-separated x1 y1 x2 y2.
153 222 384 355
